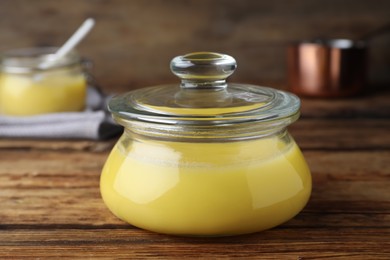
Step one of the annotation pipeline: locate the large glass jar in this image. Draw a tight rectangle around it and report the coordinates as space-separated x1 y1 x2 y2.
0 47 87 116
101 52 312 236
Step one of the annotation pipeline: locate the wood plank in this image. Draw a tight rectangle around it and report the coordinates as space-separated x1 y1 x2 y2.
0 118 389 152
0 150 107 177
0 139 116 152
0 228 388 259
0 151 389 226
0 150 389 186
300 91 390 118
1 188 388 226
290 119 390 150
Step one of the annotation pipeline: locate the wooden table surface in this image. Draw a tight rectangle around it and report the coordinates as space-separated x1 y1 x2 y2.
0 90 389 259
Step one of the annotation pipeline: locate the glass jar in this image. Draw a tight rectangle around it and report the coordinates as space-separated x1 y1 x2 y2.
0 47 87 116
101 52 312 236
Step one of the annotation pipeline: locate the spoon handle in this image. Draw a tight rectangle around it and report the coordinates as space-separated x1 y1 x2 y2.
39 18 95 69
55 18 95 59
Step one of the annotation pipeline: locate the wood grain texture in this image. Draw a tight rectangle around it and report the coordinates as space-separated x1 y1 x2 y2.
300 90 390 118
0 229 389 259
0 117 388 152
0 0 389 92
0 149 389 226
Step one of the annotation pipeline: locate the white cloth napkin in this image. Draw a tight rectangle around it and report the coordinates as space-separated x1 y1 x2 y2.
0 87 122 140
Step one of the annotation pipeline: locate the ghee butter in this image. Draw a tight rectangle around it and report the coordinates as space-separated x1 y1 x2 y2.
0 72 86 115
101 135 311 236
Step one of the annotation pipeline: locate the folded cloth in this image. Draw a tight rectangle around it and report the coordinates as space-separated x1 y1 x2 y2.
0 87 123 140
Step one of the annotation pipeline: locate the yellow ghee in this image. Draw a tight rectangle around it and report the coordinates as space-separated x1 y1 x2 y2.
0 72 86 116
100 134 311 236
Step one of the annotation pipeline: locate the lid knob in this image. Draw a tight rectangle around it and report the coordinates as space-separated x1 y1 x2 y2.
170 52 237 89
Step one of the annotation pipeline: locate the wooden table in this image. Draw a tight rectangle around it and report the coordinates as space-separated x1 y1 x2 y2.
0 90 389 259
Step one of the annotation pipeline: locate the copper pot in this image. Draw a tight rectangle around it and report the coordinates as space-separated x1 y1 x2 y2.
287 39 367 98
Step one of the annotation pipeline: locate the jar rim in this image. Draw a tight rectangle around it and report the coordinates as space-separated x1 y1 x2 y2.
0 47 81 74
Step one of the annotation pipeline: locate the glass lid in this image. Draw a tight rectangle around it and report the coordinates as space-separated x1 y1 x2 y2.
109 52 300 126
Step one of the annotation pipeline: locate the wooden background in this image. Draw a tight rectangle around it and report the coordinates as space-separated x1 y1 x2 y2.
0 0 389 93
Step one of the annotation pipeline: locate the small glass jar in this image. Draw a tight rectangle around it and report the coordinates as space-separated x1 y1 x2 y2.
101 52 312 236
0 47 87 116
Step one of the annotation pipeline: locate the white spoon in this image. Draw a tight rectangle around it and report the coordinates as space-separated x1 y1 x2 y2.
39 18 95 69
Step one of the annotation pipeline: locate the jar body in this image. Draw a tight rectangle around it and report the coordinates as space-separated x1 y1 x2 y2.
100 130 312 236
0 48 87 116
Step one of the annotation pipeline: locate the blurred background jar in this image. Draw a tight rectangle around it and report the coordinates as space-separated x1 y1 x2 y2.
0 47 87 116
